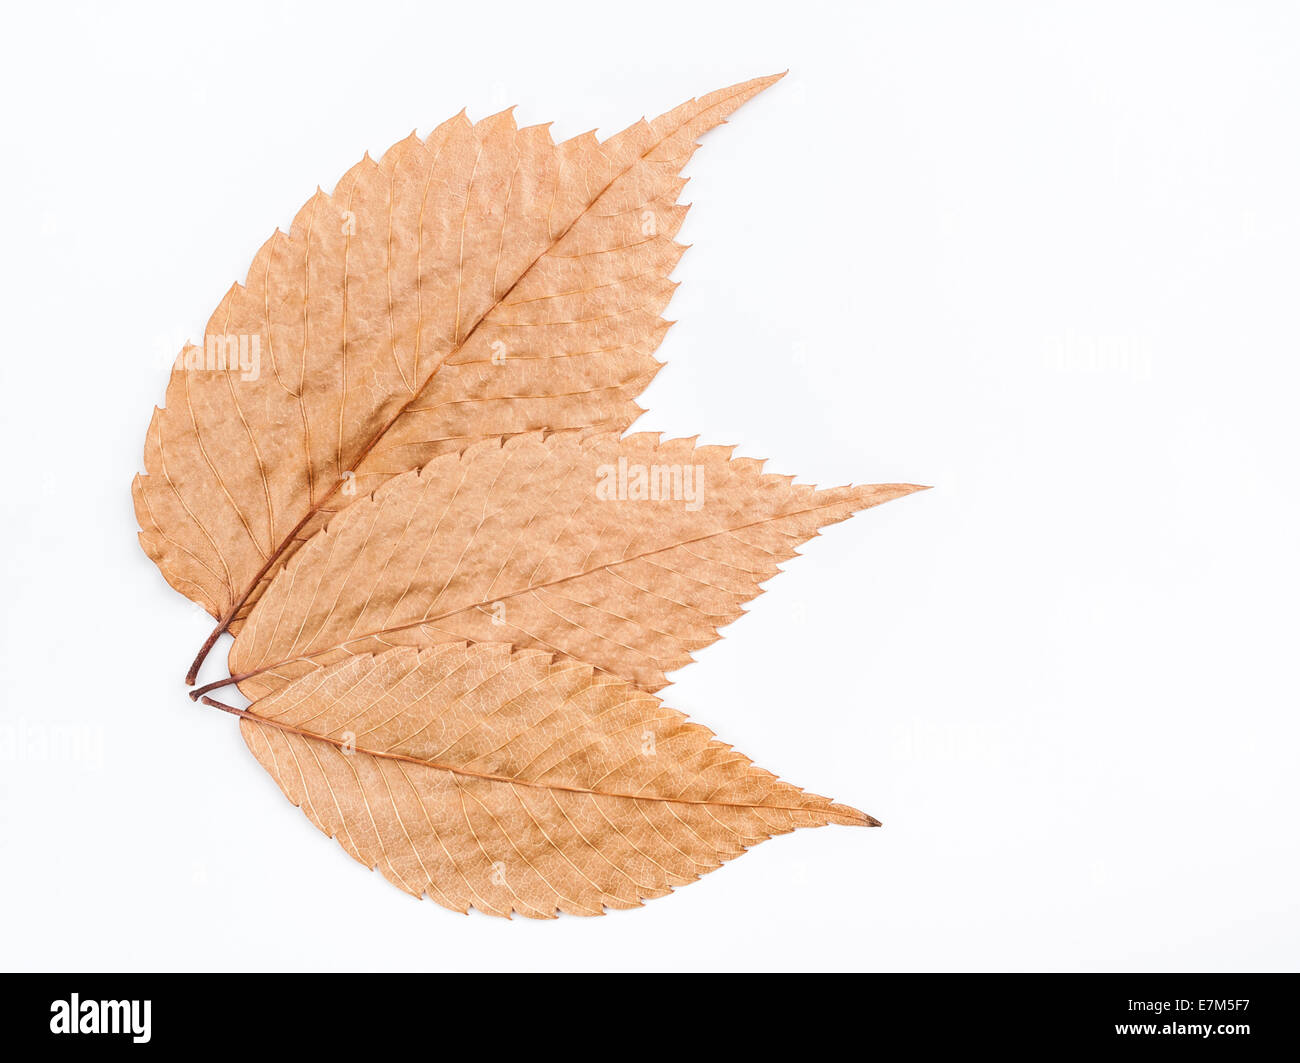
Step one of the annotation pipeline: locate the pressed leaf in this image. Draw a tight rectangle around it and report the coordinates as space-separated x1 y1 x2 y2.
131 75 929 920
226 431 924 700
133 75 782 644
236 642 874 919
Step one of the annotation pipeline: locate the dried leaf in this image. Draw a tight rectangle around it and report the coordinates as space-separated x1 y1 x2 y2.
233 642 873 919
133 77 929 919
132 76 782 661
226 432 923 699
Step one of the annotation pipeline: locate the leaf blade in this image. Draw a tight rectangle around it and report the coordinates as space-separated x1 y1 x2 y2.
133 76 783 636
239 642 872 918
228 431 925 699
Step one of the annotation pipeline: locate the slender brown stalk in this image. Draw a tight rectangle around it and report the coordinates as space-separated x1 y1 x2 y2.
198 696 253 718
184 508 318 685
188 672 258 701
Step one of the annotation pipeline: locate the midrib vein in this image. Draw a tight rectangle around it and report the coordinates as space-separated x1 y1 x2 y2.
235 704 866 821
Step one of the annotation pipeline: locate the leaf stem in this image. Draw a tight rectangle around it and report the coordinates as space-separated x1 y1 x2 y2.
198 696 251 718
188 672 256 701
184 619 228 687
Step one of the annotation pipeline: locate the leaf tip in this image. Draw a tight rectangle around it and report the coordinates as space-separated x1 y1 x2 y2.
739 70 788 97
834 804 881 827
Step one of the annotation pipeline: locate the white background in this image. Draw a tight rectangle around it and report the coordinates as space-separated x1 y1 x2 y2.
1 1 1297 972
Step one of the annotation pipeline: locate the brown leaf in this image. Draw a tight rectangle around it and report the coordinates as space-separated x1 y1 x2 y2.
226 432 924 700
133 76 929 919
132 75 782 657
233 642 874 919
